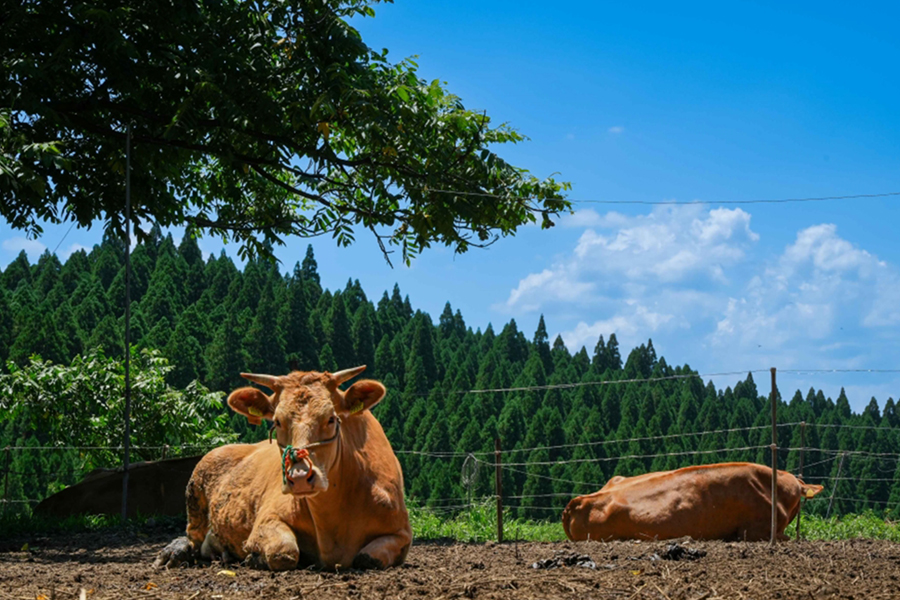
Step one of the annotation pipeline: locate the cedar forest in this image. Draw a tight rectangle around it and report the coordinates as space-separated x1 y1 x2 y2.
1 229 899 520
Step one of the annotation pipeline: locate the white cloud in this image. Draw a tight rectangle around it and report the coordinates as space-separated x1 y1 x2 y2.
2 237 46 262
708 223 900 357
608 126 625 134
503 205 759 314
559 209 629 229
558 304 682 352
503 267 594 312
781 224 876 274
572 205 758 283
60 243 90 260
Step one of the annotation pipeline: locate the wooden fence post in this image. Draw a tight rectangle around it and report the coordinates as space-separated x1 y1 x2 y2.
770 367 778 546
495 437 503 543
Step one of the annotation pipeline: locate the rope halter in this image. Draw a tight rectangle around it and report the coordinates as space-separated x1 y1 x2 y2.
280 418 341 486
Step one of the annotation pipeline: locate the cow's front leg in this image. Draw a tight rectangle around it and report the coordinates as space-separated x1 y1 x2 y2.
352 529 412 569
244 518 301 571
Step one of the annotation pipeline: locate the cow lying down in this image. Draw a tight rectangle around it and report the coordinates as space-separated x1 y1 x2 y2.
563 462 824 542
155 366 411 571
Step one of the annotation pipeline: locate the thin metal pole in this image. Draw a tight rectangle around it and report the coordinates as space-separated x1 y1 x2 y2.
495 437 503 544
121 125 133 523
770 367 778 545
796 421 805 541
826 452 846 520
2 447 10 517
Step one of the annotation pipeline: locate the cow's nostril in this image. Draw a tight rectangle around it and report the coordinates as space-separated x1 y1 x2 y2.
307 471 316 485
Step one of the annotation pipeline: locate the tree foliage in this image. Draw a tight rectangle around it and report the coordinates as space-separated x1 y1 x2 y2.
0 348 236 503
1 0 570 264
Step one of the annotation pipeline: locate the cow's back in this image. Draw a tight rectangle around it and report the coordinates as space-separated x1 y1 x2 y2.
564 463 803 542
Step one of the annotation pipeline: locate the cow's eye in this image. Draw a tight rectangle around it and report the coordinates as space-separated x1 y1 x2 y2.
328 416 336 425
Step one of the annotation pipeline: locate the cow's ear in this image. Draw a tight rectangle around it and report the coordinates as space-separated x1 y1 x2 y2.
227 387 275 425
801 484 825 499
339 379 386 417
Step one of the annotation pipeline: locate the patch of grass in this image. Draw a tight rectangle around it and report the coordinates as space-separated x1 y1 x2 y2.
4 503 899 545
409 501 566 543
786 511 900 542
411 502 900 544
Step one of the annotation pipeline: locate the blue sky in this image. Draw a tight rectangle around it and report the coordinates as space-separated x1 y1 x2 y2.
3 0 899 411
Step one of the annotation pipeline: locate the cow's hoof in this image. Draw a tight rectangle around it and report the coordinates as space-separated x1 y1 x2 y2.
242 552 269 571
266 552 299 572
352 553 385 570
154 537 195 569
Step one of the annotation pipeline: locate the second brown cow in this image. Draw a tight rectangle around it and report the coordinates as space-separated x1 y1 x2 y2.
563 462 824 542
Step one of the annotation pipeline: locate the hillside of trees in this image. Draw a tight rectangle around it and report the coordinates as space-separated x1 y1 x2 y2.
1 229 899 519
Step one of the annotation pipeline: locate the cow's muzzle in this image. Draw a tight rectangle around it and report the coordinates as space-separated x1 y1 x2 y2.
280 419 341 495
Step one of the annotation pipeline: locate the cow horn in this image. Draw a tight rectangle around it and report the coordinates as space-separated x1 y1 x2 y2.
240 373 282 391
332 365 367 385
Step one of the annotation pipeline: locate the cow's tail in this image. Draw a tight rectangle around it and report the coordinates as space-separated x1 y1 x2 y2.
185 473 210 550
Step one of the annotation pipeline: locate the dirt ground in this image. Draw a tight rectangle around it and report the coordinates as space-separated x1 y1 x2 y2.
2 523 900 600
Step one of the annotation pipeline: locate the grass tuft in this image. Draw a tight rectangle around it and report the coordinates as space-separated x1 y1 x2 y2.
786 511 900 542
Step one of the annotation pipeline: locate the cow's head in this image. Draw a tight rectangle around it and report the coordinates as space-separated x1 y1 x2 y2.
226 366 385 497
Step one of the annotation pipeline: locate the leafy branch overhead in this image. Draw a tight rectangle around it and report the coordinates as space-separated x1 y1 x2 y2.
1 0 571 264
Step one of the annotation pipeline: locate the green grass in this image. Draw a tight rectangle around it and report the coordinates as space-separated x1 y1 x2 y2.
4 504 899 545
410 502 900 544
408 501 566 543
785 511 900 542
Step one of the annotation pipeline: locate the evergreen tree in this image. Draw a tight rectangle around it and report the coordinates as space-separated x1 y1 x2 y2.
532 315 553 376
243 279 286 375
325 293 355 368
205 310 247 392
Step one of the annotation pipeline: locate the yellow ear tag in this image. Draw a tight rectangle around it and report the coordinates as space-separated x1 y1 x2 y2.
349 401 365 415
806 488 816 498
248 406 264 417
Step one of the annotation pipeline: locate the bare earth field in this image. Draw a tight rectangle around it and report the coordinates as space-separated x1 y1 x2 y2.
2 525 900 600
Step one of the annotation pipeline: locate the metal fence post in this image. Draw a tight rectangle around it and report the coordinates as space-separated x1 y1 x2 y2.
122 124 133 523
2 447 10 517
796 421 805 541
495 437 503 543
770 367 778 545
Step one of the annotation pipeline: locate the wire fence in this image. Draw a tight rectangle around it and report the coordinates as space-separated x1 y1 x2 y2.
4 369 900 539
5 424 899 519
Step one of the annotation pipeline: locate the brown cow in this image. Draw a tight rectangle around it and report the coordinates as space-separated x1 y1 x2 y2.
562 462 824 542
154 366 411 570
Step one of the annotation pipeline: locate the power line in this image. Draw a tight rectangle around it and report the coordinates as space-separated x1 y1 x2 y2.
779 369 900 375
498 423 796 456
428 189 900 206
51 221 77 256
476 444 769 467
460 370 767 395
